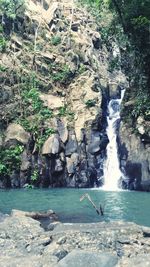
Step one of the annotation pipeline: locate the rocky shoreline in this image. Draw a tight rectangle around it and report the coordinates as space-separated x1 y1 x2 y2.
0 209 150 267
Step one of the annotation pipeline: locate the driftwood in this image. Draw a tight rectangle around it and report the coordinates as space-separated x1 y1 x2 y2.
80 193 104 216
26 210 58 220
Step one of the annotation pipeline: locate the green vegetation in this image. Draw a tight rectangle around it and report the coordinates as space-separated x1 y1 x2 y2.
0 64 7 72
85 99 96 108
20 73 53 117
51 36 61 46
0 0 25 19
79 0 103 18
78 64 87 75
0 145 24 176
36 128 56 149
58 105 75 119
109 0 150 124
31 169 39 182
108 56 120 72
15 73 56 150
50 64 71 83
0 36 8 52
81 0 150 125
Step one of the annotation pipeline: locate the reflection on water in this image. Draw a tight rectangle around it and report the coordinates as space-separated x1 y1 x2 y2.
104 192 125 220
0 189 150 227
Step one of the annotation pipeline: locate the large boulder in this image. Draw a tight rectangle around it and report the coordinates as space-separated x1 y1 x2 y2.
119 124 150 190
39 94 64 109
56 250 118 267
5 123 30 145
42 134 61 155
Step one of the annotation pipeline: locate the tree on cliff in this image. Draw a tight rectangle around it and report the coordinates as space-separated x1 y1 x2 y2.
109 0 150 65
0 0 25 19
109 0 150 121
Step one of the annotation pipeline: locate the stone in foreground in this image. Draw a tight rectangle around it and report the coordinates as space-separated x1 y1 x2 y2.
56 250 118 267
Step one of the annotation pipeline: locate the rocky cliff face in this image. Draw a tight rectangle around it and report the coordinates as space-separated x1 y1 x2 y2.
118 57 150 191
0 0 119 188
119 122 150 191
0 0 149 190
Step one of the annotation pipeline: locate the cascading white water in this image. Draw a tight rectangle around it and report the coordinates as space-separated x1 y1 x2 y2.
102 90 125 191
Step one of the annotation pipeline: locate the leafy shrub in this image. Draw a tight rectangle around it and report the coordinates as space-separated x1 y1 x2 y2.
51 36 61 46
0 36 7 52
108 56 120 72
51 65 71 83
85 99 96 108
36 128 56 149
0 145 24 176
40 108 53 119
31 169 39 182
0 64 7 72
58 105 75 119
0 0 25 19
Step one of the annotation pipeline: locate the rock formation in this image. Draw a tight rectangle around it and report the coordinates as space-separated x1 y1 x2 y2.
1 210 150 266
0 0 149 190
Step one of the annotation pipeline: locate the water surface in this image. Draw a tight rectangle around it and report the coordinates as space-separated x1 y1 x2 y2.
0 189 150 227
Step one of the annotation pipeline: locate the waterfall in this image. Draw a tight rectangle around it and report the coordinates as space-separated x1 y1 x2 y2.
102 90 125 191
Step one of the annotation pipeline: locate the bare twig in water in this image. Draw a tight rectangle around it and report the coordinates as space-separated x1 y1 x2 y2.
80 193 104 216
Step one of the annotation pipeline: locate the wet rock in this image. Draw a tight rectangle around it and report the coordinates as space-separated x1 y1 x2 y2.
55 158 64 172
10 171 20 188
0 212 9 223
108 82 120 99
20 172 29 188
78 170 88 187
87 166 98 187
88 132 101 154
140 180 150 191
66 175 76 188
119 126 150 190
57 250 118 267
66 153 79 174
142 226 150 237
5 123 30 145
57 119 68 143
99 134 109 150
21 150 31 171
65 131 78 156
